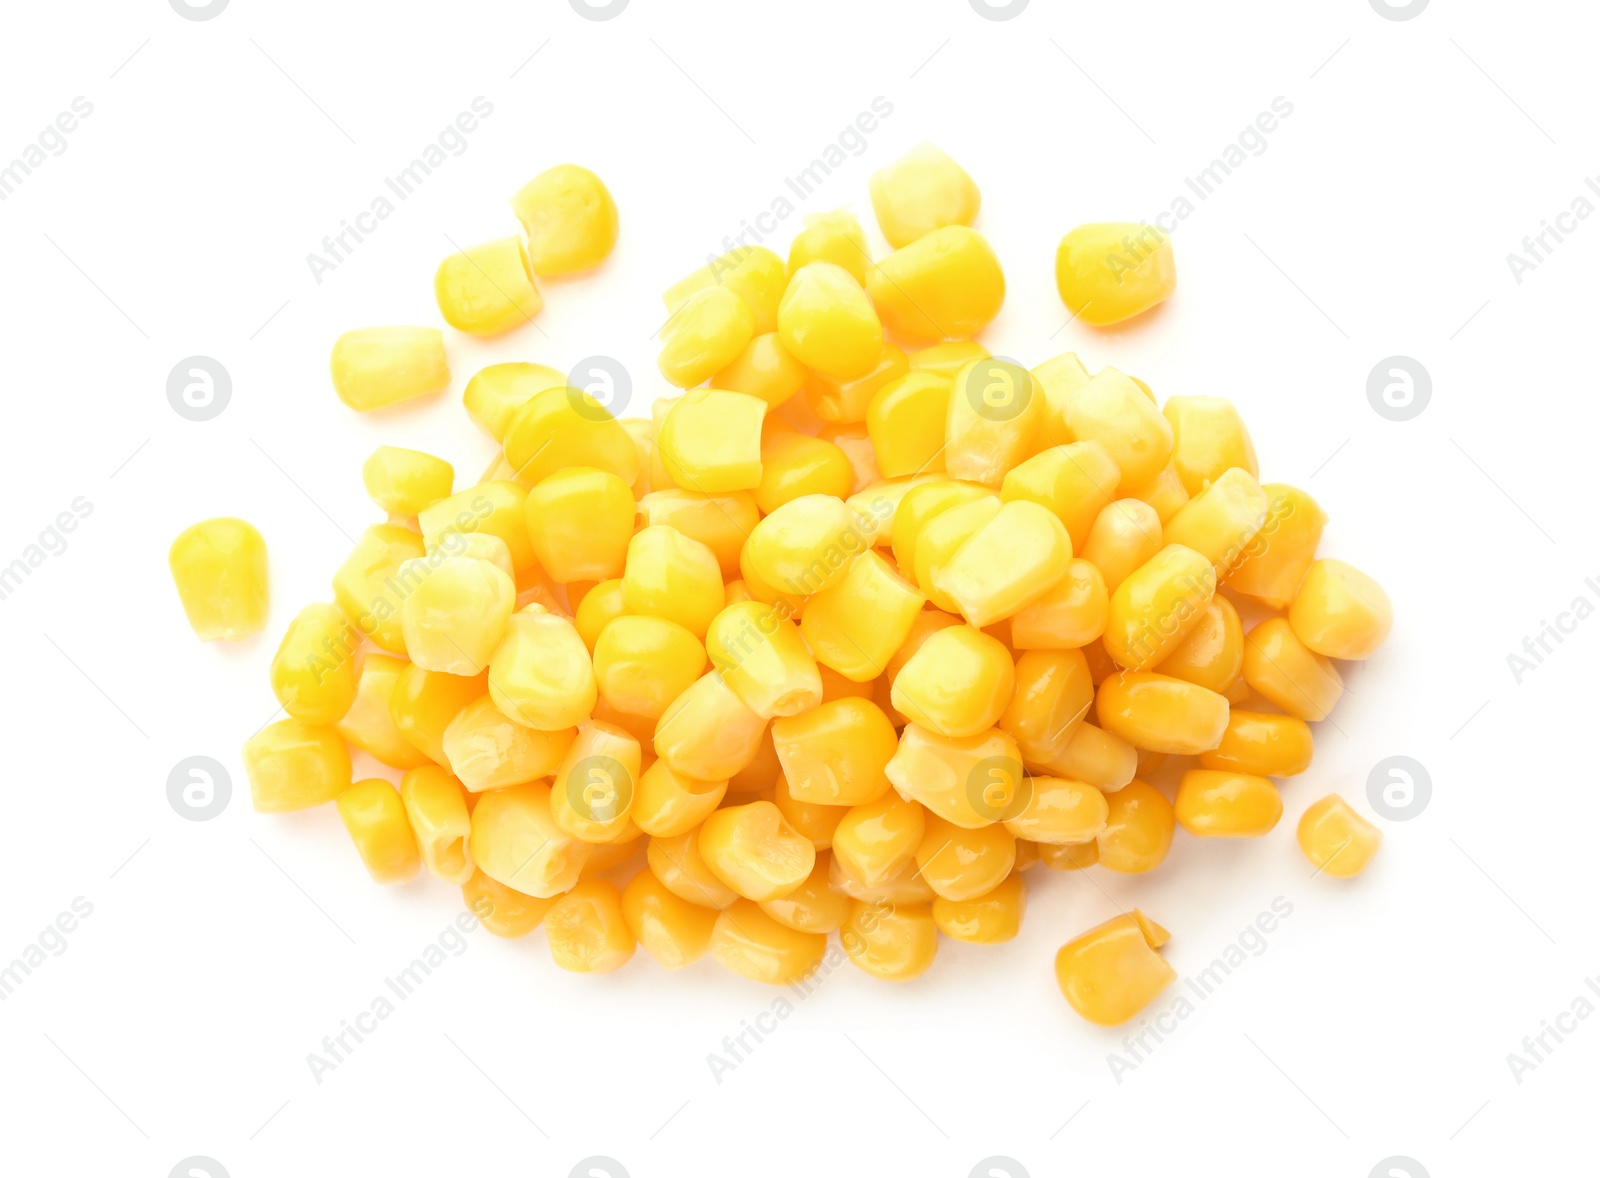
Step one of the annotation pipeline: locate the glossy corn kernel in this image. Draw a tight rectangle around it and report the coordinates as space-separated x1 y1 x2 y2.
916 813 1015 901
886 724 1025 828
462 868 555 938
1067 368 1174 488
631 759 726 838
1228 484 1326 608
800 551 924 682
1082 500 1163 595
706 601 823 718
511 163 618 276
399 765 473 884
545 880 635 974
1163 467 1270 576
270 603 357 724
593 615 706 722
843 901 938 981
910 340 990 378
549 721 642 843
330 525 419 656
170 517 269 641
1175 769 1282 837
869 142 980 248
336 653 430 768
777 262 883 380
759 853 851 932
648 826 740 909
418 481 537 577
571 577 624 649
388 663 486 766
659 286 756 388
865 372 951 478
1055 223 1176 327
362 446 454 517
1041 722 1137 790
714 332 807 408
1010 560 1108 651
945 358 1044 486
445 697 573 795
621 525 724 639
1027 352 1092 452
888 480 985 573
1096 779 1174 873
934 500 1072 627
1289 559 1393 660
1055 910 1176 1025
243 719 351 812
1002 776 1109 845
1163 396 1258 495
756 432 854 513
698 801 816 902
933 872 1025 944
769 695 895 806
638 490 759 580
337 779 420 884
807 343 909 424
891 625 1014 739
503 385 640 489
867 225 1005 342
831 791 925 887
462 362 567 441
665 246 788 334
1199 710 1314 777
1097 671 1229 755
1155 596 1243 694
788 208 869 282
654 388 766 493
435 237 542 336
1103 544 1216 671
468 781 589 897
1297 795 1381 878
744 493 864 597
517 469 633 584
398 555 516 675
488 609 597 731
710 900 826 985
1242 618 1343 722
654 671 768 781
1001 441 1121 551
999 649 1094 763
622 869 718 969
773 776 848 850
330 327 449 411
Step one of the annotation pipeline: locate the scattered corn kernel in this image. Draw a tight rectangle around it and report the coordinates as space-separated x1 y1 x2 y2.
330 327 449 412
1055 223 1176 327
1055 910 1176 1025
170 517 269 641
435 237 542 336
337 778 420 884
511 163 618 276
243 719 351 812
869 143 980 249
1297 795 1382 878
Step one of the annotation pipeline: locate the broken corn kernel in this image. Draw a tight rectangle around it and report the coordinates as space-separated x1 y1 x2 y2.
869 143 979 248
170 517 269 641
1297 795 1381 878
330 327 449 411
337 778 420 884
511 163 618 276
1055 910 1176 1025
1055 223 1176 327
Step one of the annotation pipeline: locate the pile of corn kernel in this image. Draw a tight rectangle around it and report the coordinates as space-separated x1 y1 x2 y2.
168 145 1394 1027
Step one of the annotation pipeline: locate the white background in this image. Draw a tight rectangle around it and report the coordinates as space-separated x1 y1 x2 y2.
0 1 1592 1175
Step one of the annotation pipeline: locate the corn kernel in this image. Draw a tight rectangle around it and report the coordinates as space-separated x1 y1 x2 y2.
463 868 555 938
1055 223 1176 327
654 671 768 781
443 695 574 792
388 664 486 766
1010 559 1108 650
713 332 807 408
550 721 642 843
773 775 848 849
621 525 724 638
1096 779 1174 873
891 624 1014 739
945 358 1044 486
1097 670 1228 755
889 480 987 573
933 872 1025 944
757 432 854 512
914 496 1001 612
1082 499 1163 595
330 327 449 412
435 237 542 337
336 779 419 884
399 765 473 884
398 555 516 675
1163 396 1257 495
1001 776 1109 845
418 481 537 577
1297 795 1381 878
659 285 757 388
1055 910 1176 1025
1289 559 1393 660
1155 596 1243 694
622 868 718 969
524 467 635 583
807 343 909 423
710 900 826 984
654 388 767 493
743 493 864 597
867 225 1005 342
999 649 1094 763
843 901 938 981
1066 368 1174 488
503 385 640 489
1001 441 1121 551
631 759 726 837
648 826 740 910
270 603 357 724
638 490 759 580
511 163 618 276
759 852 851 932
771 697 897 807
1040 721 1137 790
243 719 351 812
170 517 269 641
1163 467 1270 576
665 246 787 334
593 614 706 722
1228 484 1326 608
469 781 589 897
698 800 815 902
1175 769 1282 837
865 372 951 478
1028 353 1092 453
1103 544 1216 671
800 549 926 682
832 790 926 887
788 208 869 282
1199 710 1314 777
362 447 453 517
462 362 567 441
778 262 883 380
336 653 431 768
869 143 980 248
1242 617 1343 721
934 500 1072 627
886 723 1025 828
545 879 635 974
707 601 823 718
916 813 1015 901
488 609 597 730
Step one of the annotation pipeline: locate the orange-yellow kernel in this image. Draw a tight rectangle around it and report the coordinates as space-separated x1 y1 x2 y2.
468 781 590 898
622 869 718 969
1096 670 1229 755
443 695 575 792
1175 769 1282 837
243 720 351 812
1155 596 1243 694
1000 441 1122 551
654 671 769 781
800 549 927 682
867 225 1005 343
1010 559 1108 650
1055 910 1177 1025
698 800 816 902
886 724 1026 828
337 778 420 884
1096 779 1175 873
463 868 556 938
1198 710 1314 777
336 653 431 769
759 852 851 933
545 879 635 974
707 601 823 719
999 648 1094 764
1297 795 1382 878
933 872 1026 943
831 792 926 887
1228 484 1327 609
772 697 898 806
842 901 938 981
1103 544 1216 671
1002 776 1109 846
1288 559 1393 660
709 900 827 985
1242 618 1344 722
891 624 1015 739
915 813 1016 901
1082 499 1164 595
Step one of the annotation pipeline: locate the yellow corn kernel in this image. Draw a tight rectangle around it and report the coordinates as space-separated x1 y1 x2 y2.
361 446 454 517
632 759 727 837
869 143 980 248
713 332 807 408
1242 617 1343 721
654 388 766 493
710 900 826 985
270 604 357 724
933 872 1025 944
417 481 537 577
545 879 635 974
242 719 351 812
573 578 626 653
398 555 516 675
1163 467 1270 577
842 901 938 981
462 868 555 938
1040 722 1137 791
638 490 759 579
1289 559 1393 660
1175 769 1282 837
1010 559 1108 651
772 697 897 806
1228 484 1327 608
648 826 740 910
777 262 883 380
1096 670 1229 755
867 226 1006 345
800 550 927 682
462 362 567 441
1297 795 1381 878
622 868 718 969
698 800 816 902
1002 776 1109 845
916 813 1015 901
886 724 1025 828
773 775 848 849
621 525 724 638
914 496 1001 611
434 237 542 337
1199 710 1314 777
1039 840 1099 870
654 671 768 781
888 480 985 573
756 432 854 512
1096 779 1174 873
807 343 909 423
934 500 1073 627
330 327 449 411
1082 499 1164 595
1066 368 1174 489
503 385 640 488
999 649 1094 764
1055 223 1176 327
399 765 473 884
488 609 597 730
1103 544 1216 671
891 624 1014 739
865 372 951 478
443 695 574 791
1028 352 1093 453
510 163 618 276
1125 462 1190 527
788 208 870 282
1055 910 1176 1025
658 285 756 388
1000 441 1122 551
884 609 963 684
832 792 926 887
468 780 590 897
336 778 420 884
550 721 642 843
830 855 936 906
592 614 706 722
1163 396 1258 495
336 653 431 768
446 533 514 582
706 601 823 718
169 517 269 641
910 340 990 379
1155 596 1243 694
945 358 1044 487
759 852 851 932
387 664 487 766
523 467 633 582
665 246 788 335
743 493 863 597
